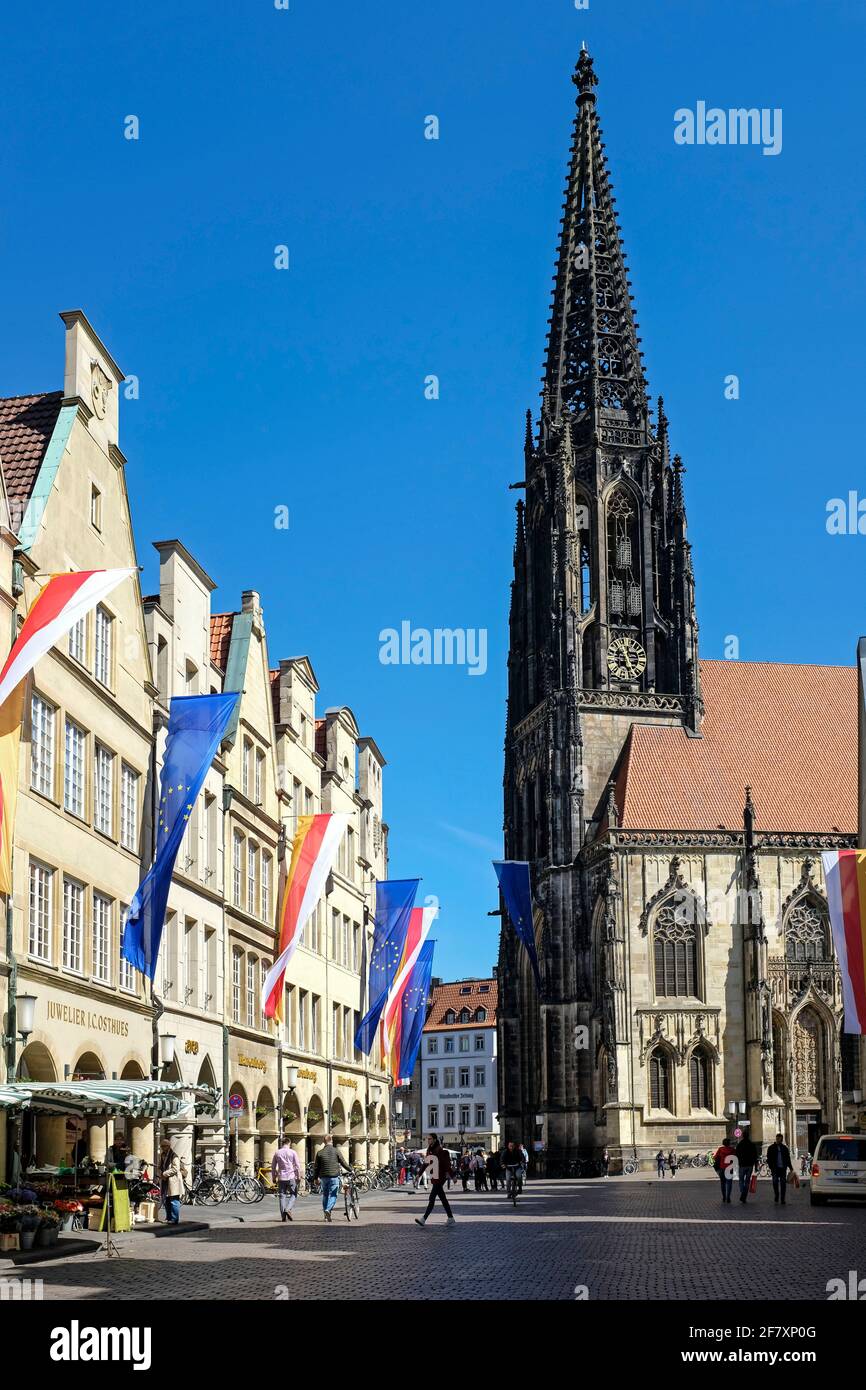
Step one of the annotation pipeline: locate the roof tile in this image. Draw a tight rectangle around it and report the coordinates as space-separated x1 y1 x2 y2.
209 612 235 672
424 978 498 1031
0 391 63 517
615 659 856 834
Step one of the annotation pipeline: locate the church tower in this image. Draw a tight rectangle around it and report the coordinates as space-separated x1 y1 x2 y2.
500 50 702 1159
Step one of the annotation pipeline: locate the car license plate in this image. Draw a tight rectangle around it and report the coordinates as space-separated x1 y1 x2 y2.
833 1170 855 1179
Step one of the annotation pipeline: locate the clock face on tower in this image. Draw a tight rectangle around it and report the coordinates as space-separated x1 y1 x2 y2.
607 636 647 682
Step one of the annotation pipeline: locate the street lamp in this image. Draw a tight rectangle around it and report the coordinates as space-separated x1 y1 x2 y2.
3 991 38 1077
159 1033 176 1069
285 1065 298 1092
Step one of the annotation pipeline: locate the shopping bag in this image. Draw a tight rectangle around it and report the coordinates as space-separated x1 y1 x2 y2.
791 1172 800 1189
749 1172 757 1194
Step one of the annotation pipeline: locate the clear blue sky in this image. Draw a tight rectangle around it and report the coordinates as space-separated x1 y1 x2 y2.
2 1 865 980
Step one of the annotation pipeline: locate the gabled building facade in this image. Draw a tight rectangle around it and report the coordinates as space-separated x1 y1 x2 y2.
0 311 156 1173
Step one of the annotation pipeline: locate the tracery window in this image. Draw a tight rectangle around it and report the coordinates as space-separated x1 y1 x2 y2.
606 490 641 625
784 899 829 963
649 1048 671 1110
689 1047 711 1110
653 902 698 998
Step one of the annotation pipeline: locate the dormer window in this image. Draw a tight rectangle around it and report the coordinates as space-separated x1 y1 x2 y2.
459 1009 470 1024
475 1008 487 1022
444 1009 456 1025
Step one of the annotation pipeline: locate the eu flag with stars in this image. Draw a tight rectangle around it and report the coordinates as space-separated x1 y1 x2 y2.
122 693 240 978
493 860 542 988
355 878 419 1054
397 939 435 1085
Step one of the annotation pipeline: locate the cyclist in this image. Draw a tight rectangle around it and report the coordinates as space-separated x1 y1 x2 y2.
502 1141 524 1200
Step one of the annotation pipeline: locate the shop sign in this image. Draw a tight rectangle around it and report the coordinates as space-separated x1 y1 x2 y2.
239 1054 267 1072
297 1066 317 1082
185 1040 199 1055
45 999 130 1037
337 1076 358 1090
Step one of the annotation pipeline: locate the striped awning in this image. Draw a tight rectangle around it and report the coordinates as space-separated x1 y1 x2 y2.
0 1081 219 1118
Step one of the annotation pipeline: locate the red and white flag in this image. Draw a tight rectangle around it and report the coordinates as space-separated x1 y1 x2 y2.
0 568 135 712
381 902 436 1075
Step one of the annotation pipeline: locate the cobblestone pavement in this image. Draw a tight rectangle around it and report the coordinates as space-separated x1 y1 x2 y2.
21 1177 866 1301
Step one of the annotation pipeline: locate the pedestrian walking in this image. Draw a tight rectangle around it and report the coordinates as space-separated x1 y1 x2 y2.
519 1143 529 1181
656 1149 666 1178
271 1135 301 1222
158 1138 183 1225
735 1134 759 1203
486 1148 500 1190
415 1134 456 1228
712 1136 736 1203
766 1133 794 1205
314 1134 352 1222
668 1149 678 1177
460 1151 471 1193
601 1146 610 1177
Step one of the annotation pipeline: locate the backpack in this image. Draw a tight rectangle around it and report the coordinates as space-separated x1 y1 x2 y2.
439 1147 452 1179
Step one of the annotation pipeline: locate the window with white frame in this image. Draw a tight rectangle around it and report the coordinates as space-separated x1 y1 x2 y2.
428 1106 439 1128
232 947 242 1022
203 793 217 882
31 694 55 797
120 763 139 850
242 738 252 796
119 905 135 992
28 861 53 960
247 841 258 916
298 989 307 1050
286 984 296 1047
444 1036 454 1054
94 605 112 687
443 1067 455 1088
62 877 84 973
64 718 86 816
94 743 113 835
474 1034 485 1051
475 1104 486 1127
331 908 340 963
260 960 270 1028
204 927 216 1009
261 852 271 923
459 1104 470 1127
332 1002 341 1057
68 617 86 665
459 1066 470 1087
459 1034 469 1053
311 993 320 1052
246 954 257 1027
352 923 360 974
427 1037 439 1055
444 1104 455 1127
342 914 349 965
92 892 111 982
474 1066 486 1087
255 749 264 805
428 1068 439 1089
232 831 243 906
343 1006 351 1060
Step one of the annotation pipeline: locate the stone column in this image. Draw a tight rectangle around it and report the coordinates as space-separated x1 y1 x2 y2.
87 1118 110 1162
130 1117 154 1165
36 1115 67 1166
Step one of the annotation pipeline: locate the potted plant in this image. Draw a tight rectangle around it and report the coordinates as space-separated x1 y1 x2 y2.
0 1202 18 1252
54 1199 83 1233
37 1208 60 1247
16 1204 42 1252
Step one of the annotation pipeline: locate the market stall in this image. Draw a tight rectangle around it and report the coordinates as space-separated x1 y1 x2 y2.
0 1080 219 1253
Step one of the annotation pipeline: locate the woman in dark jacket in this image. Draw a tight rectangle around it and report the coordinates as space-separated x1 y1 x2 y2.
414 1135 455 1228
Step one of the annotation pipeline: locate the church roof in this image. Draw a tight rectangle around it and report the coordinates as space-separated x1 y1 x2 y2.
614 658 857 835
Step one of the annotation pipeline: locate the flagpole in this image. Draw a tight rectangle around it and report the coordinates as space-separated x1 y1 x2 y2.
857 637 866 850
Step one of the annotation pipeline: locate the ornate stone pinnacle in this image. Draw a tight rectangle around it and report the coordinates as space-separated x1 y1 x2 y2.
573 48 598 99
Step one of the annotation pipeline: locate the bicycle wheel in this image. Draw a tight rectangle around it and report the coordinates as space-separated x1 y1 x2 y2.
237 1176 262 1204
351 1188 360 1219
199 1178 226 1206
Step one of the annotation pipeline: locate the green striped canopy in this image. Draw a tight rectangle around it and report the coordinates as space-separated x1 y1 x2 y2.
0 1081 219 1118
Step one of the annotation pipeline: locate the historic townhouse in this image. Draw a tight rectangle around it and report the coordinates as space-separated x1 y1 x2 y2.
421 976 499 1154
211 593 281 1170
143 540 228 1167
0 311 155 1173
271 661 391 1167
499 53 866 1168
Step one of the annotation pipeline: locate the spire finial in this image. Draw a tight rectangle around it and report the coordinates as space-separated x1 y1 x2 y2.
573 47 598 100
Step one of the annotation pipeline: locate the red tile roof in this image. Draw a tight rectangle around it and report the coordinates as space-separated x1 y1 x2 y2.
424 978 498 1031
209 612 235 671
0 391 63 513
614 659 857 835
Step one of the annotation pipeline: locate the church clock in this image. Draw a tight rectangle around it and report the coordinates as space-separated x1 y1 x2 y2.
606 636 647 682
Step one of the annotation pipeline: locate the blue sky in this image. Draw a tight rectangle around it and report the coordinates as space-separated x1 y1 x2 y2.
2 1 865 980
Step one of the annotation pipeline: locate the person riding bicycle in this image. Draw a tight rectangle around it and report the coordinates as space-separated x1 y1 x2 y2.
502 1141 524 1195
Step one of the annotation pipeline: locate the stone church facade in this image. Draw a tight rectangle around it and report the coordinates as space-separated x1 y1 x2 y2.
498 51 865 1169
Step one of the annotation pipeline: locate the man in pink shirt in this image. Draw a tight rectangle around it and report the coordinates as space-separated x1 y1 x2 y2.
271 1136 302 1222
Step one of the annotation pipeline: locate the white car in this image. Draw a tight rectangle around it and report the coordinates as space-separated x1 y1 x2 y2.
810 1134 866 1205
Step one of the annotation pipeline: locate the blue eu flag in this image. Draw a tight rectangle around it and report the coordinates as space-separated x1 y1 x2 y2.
493 860 541 988
355 878 419 1054
397 939 435 1084
122 693 240 978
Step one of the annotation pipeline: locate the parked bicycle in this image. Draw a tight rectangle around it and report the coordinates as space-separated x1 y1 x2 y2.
183 1164 225 1206
218 1166 264 1203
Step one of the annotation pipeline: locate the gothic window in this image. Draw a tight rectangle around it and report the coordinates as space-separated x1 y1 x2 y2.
689 1047 711 1110
606 490 641 627
653 903 698 998
649 1048 671 1110
784 898 830 963
580 541 592 614
599 338 622 377
596 278 614 309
